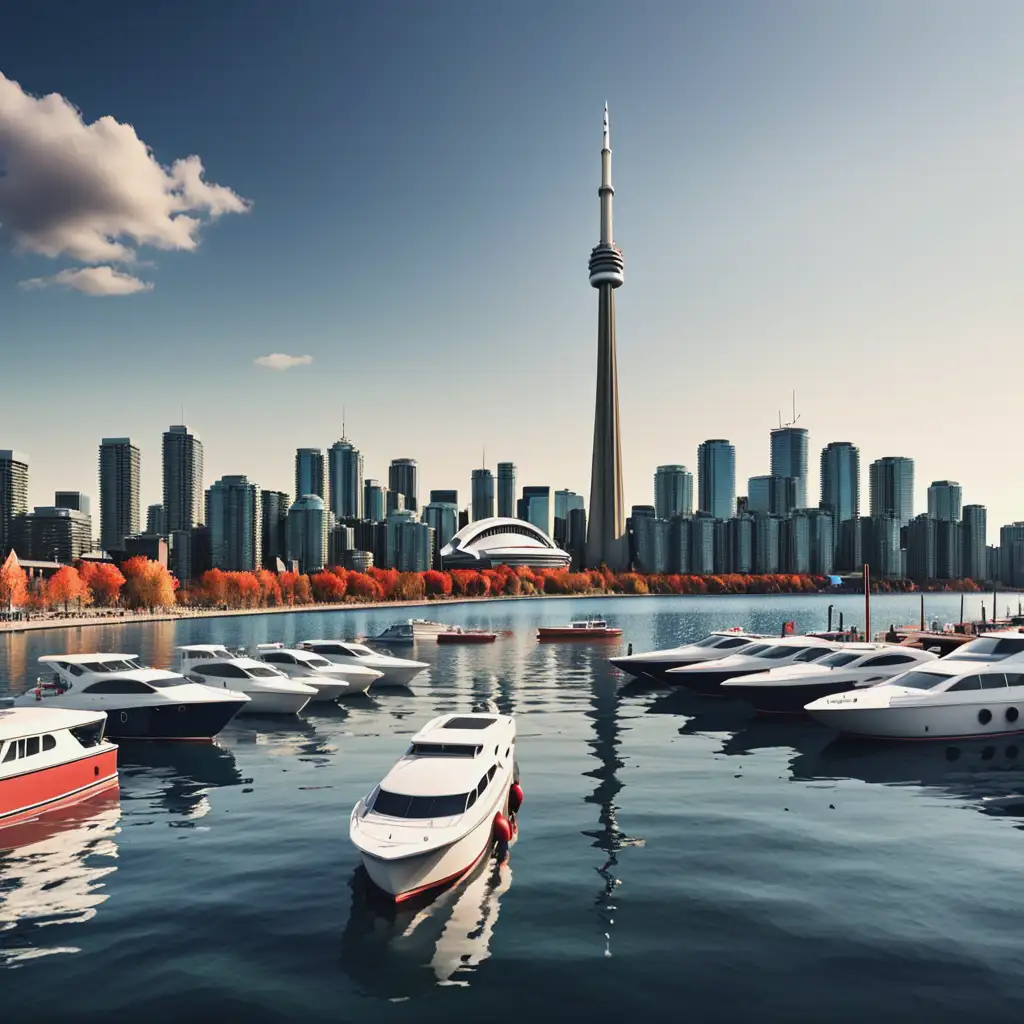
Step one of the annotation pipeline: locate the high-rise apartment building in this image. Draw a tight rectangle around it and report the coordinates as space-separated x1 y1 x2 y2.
287 495 329 574
146 504 166 535
654 465 693 520
430 489 458 506
162 426 203 532
471 468 495 521
12 506 92 564
424 502 458 567
961 505 987 582
747 475 796 518
99 438 140 552
770 427 809 510
519 486 552 538
869 457 914 527
927 480 962 523
388 459 419 514
697 440 736 521
55 492 91 517
328 438 363 519
820 442 860 560
207 475 261 571
260 490 289 568
295 448 325 500
497 463 516 519
554 489 585 546
364 480 387 521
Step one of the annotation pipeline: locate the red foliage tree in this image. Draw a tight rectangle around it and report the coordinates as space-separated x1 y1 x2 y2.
423 569 453 597
78 561 126 606
0 552 29 609
256 569 282 607
311 570 348 603
294 574 312 604
45 566 92 613
347 572 383 602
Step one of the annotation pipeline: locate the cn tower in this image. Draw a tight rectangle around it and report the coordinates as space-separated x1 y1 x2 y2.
585 104 627 571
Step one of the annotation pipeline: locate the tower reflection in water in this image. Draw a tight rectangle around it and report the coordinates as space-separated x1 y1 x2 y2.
0 790 121 965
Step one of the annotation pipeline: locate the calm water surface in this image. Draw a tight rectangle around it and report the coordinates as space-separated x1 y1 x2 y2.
3 593 1024 1022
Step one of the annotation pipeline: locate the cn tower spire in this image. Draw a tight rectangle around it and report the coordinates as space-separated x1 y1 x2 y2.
585 104 627 571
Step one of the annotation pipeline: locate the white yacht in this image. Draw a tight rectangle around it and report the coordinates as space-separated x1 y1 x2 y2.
16 654 249 740
805 631 1024 740
376 620 452 644
250 643 381 699
350 712 518 902
296 640 428 687
666 636 841 695
721 644 939 714
177 646 316 715
609 630 773 682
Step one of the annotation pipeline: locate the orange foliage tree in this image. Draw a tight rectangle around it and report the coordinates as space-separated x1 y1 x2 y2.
122 557 177 610
347 572 383 602
423 569 452 598
45 566 92 613
0 552 29 609
311 570 348 603
76 560 126 606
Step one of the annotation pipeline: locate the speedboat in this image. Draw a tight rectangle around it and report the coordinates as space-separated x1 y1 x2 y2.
609 629 772 681
350 712 521 902
16 653 249 740
805 631 1024 740
436 628 498 645
250 643 381 698
537 617 622 640
177 646 316 715
721 643 939 715
666 636 841 695
296 640 428 687
377 620 452 643
0 707 118 827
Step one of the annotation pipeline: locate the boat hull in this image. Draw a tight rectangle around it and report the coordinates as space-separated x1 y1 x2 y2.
806 698 1024 741
106 699 246 740
304 680 351 703
436 633 497 645
669 667 760 695
0 747 118 826
609 656 704 681
373 665 427 687
236 690 311 715
724 680 857 715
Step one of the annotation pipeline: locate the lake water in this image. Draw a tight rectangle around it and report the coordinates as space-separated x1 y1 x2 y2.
3 592 1024 1022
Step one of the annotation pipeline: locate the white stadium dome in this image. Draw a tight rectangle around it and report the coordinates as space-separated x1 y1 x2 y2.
440 517 571 570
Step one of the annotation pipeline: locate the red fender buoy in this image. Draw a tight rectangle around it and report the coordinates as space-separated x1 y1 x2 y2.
493 812 512 843
509 782 524 813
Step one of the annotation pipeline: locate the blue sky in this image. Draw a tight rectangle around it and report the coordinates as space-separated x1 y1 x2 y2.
3 1 1023 538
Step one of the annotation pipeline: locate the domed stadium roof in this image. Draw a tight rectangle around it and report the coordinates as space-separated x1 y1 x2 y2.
441 517 571 570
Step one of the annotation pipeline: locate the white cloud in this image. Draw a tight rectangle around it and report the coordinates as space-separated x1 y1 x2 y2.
254 353 314 371
0 70 250 293
20 265 153 295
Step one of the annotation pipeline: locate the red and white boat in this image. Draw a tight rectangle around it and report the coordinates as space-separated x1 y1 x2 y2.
0 707 118 828
436 628 498 645
537 617 622 640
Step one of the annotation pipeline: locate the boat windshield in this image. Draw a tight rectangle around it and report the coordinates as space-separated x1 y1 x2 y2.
346 645 375 657
372 789 472 818
245 666 282 678
149 674 192 688
85 658 145 673
693 635 727 648
891 670 950 690
304 656 333 668
741 645 772 657
792 648 831 663
758 646 801 660
819 652 860 668
944 636 1024 662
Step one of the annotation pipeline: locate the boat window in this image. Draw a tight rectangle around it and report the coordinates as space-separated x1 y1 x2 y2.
2 743 15 762
304 656 333 668
409 742 478 757
86 659 143 673
487 765 497 781
148 675 190 688
693 636 726 648
246 666 282 678
980 674 1008 689
42 735 56 751
477 776 487 796
346 645 374 656
443 717 495 730
793 648 831 663
741 645 771 657
820 652 860 668
862 654 917 667
715 637 753 649
371 789 471 818
946 637 1024 661
261 653 293 665
1005 673 1024 687
82 679 156 694
199 664 249 678
25 736 40 756
891 671 950 690
759 646 798 660
69 722 104 747
66 663 84 676
948 675 982 691
17 739 25 757
467 791 477 809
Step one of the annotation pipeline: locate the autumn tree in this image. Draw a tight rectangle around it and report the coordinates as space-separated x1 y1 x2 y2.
423 569 452 598
45 566 92 613
311 570 348 603
77 560 126 606
0 552 29 609
122 557 176 610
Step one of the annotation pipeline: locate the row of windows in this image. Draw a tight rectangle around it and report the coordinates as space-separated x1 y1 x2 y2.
949 673 1024 691
61 659 145 675
372 764 500 819
409 742 481 757
2 734 57 762
192 664 279 679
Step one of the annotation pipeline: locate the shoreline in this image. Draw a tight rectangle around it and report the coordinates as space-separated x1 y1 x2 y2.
0 589 999 636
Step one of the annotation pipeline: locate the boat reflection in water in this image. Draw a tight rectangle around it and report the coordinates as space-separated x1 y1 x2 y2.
117 741 243 821
0 789 121 964
339 854 513 996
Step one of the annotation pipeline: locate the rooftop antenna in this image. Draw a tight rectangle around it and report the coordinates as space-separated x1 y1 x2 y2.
779 390 801 429
342 404 346 440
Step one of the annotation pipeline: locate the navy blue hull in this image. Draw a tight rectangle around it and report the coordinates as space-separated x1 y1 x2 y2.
723 681 856 715
669 667 761 695
104 700 244 740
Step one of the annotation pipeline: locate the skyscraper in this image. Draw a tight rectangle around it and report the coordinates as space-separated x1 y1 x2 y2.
146 504 166 535
287 495 329 574
519 486 552 538
471 468 495 521
430 489 458 507
927 480 962 522
364 480 387 521
260 489 289 568
55 491 91 517
497 463 516 518
654 465 693 520
328 437 363 519
869 457 914 527
162 426 204 532
554 489 585 546
747 475 795 518
820 442 860 550
697 440 736 521
99 438 140 552
585 105 627 571
423 501 458 566
770 427 809 509
207 475 262 571
388 458 418 514
295 448 325 500
961 505 987 582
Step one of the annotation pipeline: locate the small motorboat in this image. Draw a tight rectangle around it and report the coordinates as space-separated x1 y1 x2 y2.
17 653 249 740
177 646 317 715
296 640 428 687
805 630 1024 740
720 643 939 714
377 620 452 643
537 617 622 640
350 712 521 902
0 707 118 827
609 628 772 681
437 628 498 645
250 643 381 698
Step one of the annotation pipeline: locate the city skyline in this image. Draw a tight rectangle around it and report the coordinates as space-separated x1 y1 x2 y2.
5 4 1024 531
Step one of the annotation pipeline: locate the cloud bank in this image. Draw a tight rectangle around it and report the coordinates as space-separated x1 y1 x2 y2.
254 353 314 370
0 71 250 294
